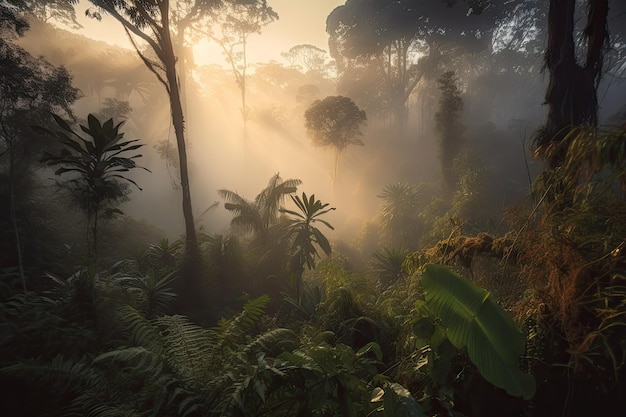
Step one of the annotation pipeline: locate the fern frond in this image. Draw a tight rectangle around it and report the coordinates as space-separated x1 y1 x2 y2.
63 393 137 417
232 294 270 334
157 314 214 376
242 328 299 358
94 346 158 375
117 305 161 349
1 355 108 395
213 295 270 348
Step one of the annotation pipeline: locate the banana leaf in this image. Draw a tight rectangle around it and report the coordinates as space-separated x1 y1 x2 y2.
422 264 535 400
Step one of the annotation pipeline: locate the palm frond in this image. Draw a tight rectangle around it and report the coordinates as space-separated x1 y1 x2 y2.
218 189 251 206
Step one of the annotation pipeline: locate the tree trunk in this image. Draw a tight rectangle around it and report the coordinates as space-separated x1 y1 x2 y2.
241 32 249 122
333 147 340 185
158 8 199 259
8 143 26 293
540 0 608 166
176 28 189 119
158 7 205 317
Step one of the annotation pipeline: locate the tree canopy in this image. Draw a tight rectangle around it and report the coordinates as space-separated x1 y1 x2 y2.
304 95 367 181
326 0 502 124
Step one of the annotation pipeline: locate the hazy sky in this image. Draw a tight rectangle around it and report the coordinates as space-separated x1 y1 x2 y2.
75 0 343 66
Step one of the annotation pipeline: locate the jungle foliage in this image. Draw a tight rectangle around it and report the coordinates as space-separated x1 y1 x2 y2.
2 0 626 416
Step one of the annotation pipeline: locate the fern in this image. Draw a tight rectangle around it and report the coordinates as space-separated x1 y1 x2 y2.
213 295 270 345
63 393 138 417
232 294 271 333
117 304 162 350
157 314 213 377
241 328 300 359
0 355 132 416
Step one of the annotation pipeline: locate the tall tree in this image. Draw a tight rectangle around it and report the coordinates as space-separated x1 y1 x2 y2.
327 0 499 127
304 95 367 182
199 0 278 122
85 0 219 265
1 1 79 289
27 0 82 29
281 44 329 74
537 0 609 167
434 71 465 190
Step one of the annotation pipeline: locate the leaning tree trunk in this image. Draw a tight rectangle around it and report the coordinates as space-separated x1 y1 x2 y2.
540 0 608 167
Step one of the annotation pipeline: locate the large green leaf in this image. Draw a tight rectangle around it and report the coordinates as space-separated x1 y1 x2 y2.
421 264 535 400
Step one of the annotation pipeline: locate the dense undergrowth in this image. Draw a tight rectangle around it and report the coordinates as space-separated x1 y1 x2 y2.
1 126 625 416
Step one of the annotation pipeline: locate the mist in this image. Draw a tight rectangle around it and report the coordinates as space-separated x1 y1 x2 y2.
15 17 523 237
16 1 626 248
3 0 626 415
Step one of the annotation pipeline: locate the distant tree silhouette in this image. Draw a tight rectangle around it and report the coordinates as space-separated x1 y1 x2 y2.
0 4 79 290
197 0 278 122
304 95 367 182
281 44 329 75
327 0 500 127
434 71 464 190
27 0 82 29
219 173 301 245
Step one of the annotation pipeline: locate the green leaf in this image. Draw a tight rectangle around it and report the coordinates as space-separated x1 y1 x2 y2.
371 387 384 403
421 264 535 400
55 167 83 175
382 383 424 417
356 342 382 361
87 114 102 134
51 113 74 133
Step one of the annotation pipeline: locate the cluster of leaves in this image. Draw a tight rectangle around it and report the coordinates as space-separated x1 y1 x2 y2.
519 126 626 383
304 95 367 181
373 149 493 255
38 114 149 263
0 260 425 417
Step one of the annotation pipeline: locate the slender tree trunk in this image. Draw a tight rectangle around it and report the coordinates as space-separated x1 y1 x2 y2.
8 144 26 293
93 208 98 264
540 0 608 166
241 32 248 122
333 147 340 185
176 27 189 119
158 5 199 259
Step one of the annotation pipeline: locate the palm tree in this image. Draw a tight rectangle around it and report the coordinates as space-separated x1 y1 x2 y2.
370 247 409 289
377 183 422 249
218 173 301 243
280 192 335 300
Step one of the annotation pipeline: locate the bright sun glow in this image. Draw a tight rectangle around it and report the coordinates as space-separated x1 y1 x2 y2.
75 0 343 68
